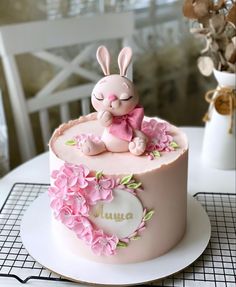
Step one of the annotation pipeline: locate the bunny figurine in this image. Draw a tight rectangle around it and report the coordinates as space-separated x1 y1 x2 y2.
80 45 147 156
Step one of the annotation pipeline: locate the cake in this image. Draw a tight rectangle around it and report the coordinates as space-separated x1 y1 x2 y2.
48 46 188 264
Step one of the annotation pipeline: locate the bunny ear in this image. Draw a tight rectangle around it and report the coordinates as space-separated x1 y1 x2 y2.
118 47 132 77
96 46 110 76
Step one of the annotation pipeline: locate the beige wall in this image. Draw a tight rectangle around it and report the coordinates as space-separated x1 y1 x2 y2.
0 0 46 25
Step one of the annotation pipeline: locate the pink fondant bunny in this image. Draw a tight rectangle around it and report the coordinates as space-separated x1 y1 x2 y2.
80 46 147 156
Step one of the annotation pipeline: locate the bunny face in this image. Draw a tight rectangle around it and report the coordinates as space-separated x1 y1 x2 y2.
92 45 139 116
91 75 138 116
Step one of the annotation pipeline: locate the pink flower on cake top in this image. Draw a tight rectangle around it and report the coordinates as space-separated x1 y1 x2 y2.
142 120 177 153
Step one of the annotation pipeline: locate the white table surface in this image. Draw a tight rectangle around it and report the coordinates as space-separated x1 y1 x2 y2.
0 127 235 287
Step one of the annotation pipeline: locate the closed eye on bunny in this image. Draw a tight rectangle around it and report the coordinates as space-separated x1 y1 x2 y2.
120 96 133 101
119 93 132 101
93 93 104 101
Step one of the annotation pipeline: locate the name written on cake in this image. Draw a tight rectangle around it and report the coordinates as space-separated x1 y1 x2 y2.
93 204 134 222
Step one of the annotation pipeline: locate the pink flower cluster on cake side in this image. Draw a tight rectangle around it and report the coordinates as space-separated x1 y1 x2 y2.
48 163 118 256
142 119 174 152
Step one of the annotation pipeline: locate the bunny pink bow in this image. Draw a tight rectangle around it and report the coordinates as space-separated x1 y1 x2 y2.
109 106 144 141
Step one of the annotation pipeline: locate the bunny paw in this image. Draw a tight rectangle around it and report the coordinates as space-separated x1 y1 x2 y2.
129 137 146 156
80 138 106 156
97 111 113 127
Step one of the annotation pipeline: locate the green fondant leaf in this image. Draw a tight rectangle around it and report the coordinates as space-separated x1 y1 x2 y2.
127 182 142 190
152 150 161 157
170 141 179 149
143 210 155 221
131 235 141 241
120 174 133 185
117 241 128 248
65 139 76 146
96 170 103 180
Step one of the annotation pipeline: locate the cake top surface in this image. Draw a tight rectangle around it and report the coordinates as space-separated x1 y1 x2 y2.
50 113 188 175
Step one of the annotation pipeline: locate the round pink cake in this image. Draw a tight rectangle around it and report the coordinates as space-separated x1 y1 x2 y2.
48 113 188 264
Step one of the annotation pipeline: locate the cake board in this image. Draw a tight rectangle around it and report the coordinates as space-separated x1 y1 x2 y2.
20 193 211 286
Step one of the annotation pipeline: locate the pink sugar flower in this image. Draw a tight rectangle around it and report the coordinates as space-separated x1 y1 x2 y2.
56 205 75 227
75 134 102 149
84 176 115 205
91 230 119 256
156 122 170 133
142 119 170 139
50 198 63 212
156 133 173 152
54 174 67 189
141 119 162 138
72 164 90 187
48 186 65 199
51 163 91 194
72 217 94 244
142 119 174 152
66 194 89 216
52 164 71 178
51 174 71 197
50 197 64 217
64 163 90 189
146 141 157 152
51 169 60 179
147 154 154 160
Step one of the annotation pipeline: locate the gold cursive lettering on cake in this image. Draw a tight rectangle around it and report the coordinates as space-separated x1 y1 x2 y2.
93 204 133 222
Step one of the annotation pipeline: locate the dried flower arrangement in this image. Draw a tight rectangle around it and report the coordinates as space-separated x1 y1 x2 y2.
183 0 236 75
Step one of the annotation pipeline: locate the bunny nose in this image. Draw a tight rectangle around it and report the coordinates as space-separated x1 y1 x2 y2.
108 94 118 102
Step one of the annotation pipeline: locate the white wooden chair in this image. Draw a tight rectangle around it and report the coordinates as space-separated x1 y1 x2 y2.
0 12 134 162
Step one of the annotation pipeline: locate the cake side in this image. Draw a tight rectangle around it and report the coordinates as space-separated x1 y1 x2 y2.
48 115 188 264
50 150 188 264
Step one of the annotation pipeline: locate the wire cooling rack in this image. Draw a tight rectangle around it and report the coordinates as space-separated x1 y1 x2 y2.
0 183 235 287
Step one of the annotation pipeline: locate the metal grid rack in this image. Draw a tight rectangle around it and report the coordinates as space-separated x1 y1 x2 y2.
0 183 235 286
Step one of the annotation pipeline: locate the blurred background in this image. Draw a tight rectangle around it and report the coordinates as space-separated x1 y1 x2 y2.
0 0 217 174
